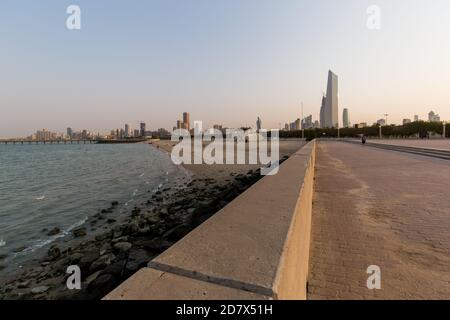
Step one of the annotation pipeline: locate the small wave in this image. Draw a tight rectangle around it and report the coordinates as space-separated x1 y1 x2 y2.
14 217 88 256
139 173 145 177
132 189 138 197
0 239 6 247
35 195 46 200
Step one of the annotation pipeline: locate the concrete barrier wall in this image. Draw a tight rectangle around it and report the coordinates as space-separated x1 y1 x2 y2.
105 140 316 300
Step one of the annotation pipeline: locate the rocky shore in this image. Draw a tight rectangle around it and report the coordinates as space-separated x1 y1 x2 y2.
0 161 289 300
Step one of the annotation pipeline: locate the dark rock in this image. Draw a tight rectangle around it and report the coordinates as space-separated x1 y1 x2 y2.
124 249 153 275
85 270 102 286
141 239 172 253
107 218 116 224
94 232 111 242
162 224 191 241
17 281 31 289
87 274 117 298
111 201 119 206
169 205 182 214
72 227 87 238
159 208 169 217
47 245 61 260
113 242 132 253
51 257 71 273
101 260 126 277
47 227 61 236
79 249 100 273
31 286 49 294
131 207 141 217
68 252 84 265
89 254 113 274
111 236 128 244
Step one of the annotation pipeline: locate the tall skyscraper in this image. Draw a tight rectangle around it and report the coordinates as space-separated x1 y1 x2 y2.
343 108 349 128
183 112 190 131
414 115 419 122
320 95 326 128
67 127 73 139
140 122 146 137
323 70 339 128
176 120 182 129
301 115 313 129
125 124 131 138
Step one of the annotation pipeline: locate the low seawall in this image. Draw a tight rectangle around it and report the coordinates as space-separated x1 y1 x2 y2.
104 140 316 300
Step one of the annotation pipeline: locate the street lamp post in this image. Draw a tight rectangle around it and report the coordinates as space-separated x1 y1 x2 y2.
443 121 446 139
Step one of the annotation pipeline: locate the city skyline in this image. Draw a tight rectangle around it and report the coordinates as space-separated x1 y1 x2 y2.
2 1 450 138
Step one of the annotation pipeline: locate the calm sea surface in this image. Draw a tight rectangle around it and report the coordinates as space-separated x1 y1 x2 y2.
0 143 186 276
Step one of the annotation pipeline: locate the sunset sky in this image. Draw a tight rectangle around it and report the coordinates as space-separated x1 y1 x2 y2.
1 0 450 137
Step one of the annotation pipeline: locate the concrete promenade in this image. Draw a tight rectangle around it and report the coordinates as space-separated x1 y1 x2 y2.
368 139 450 151
308 141 450 299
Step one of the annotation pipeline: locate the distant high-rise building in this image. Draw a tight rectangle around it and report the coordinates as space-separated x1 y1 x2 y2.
194 121 203 135
321 70 339 128
67 127 73 139
289 122 295 131
140 122 146 137
176 120 182 129
295 118 301 130
414 115 419 122
284 123 289 131
403 119 412 125
343 108 349 128
125 124 131 138
301 115 313 129
183 112 190 131
428 111 441 122
256 117 262 131
320 95 326 128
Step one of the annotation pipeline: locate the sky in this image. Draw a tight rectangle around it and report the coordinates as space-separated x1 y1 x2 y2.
1 0 450 137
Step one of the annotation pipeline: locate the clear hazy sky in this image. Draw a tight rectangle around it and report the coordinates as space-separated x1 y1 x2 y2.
1 0 450 137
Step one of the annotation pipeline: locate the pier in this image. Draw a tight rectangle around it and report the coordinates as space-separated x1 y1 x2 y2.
0 139 98 145
0 138 149 145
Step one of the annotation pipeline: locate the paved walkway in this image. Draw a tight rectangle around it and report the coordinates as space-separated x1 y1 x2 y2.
367 139 450 151
308 141 450 300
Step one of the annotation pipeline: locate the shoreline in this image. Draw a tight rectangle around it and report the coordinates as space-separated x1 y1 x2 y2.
0 139 304 300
